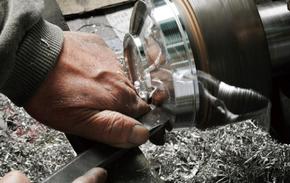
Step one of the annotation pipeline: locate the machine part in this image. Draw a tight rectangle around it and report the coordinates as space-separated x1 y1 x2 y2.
124 0 200 127
196 71 270 130
258 1 290 77
257 1 290 142
124 0 273 130
175 0 272 97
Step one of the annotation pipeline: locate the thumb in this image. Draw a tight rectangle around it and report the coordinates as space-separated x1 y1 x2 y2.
0 171 30 183
73 110 149 148
72 168 107 183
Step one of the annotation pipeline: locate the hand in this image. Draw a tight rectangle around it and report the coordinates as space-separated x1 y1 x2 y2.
0 168 107 183
25 32 150 148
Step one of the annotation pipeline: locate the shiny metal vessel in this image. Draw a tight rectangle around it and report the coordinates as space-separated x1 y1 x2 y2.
124 0 290 140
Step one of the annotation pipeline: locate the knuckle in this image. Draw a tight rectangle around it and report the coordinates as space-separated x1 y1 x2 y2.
127 87 137 98
103 112 121 132
114 88 127 98
94 70 116 84
95 70 111 79
111 88 131 104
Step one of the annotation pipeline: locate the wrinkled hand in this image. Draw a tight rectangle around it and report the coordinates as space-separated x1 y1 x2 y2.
0 168 107 183
25 32 150 148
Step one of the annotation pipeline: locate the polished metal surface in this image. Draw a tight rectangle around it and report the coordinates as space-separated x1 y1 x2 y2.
124 0 275 130
124 0 200 127
175 0 272 97
258 1 290 77
196 71 270 130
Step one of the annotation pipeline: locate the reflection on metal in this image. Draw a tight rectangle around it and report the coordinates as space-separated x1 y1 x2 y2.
124 0 282 130
43 0 290 182
196 71 270 131
258 2 290 77
180 0 272 97
124 0 200 127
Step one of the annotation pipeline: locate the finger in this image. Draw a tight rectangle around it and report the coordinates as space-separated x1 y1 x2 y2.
94 72 150 117
151 89 169 105
119 73 136 90
109 86 150 118
131 97 151 117
72 168 107 183
106 78 148 110
0 171 30 183
106 72 135 91
72 110 149 148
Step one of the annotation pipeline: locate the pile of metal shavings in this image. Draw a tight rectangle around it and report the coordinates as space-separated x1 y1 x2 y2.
0 94 76 182
141 120 290 183
1 90 290 183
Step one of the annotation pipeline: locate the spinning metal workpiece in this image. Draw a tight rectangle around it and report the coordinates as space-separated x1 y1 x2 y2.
124 0 290 137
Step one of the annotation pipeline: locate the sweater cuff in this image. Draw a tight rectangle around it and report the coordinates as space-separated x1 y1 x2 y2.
1 19 64 106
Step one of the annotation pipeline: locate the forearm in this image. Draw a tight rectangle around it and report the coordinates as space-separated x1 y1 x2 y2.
0 0 63 106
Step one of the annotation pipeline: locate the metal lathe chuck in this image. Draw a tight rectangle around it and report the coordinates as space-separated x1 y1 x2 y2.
124 0 290 143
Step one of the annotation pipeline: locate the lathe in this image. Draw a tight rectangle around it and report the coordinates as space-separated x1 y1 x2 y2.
43 0 290 182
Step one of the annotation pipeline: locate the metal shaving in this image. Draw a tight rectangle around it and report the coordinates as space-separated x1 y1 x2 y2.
0 94 75 182
141 121 290 183
1 83 290 183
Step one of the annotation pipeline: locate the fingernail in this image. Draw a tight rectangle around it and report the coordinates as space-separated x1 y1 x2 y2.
128 125 149 145
85 167 107 176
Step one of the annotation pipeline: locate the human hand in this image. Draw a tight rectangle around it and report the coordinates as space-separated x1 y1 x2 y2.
25 32 150 148
0 168 107 183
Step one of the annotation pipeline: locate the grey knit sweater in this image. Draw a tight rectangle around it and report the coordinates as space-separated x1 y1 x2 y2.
0 0 63 106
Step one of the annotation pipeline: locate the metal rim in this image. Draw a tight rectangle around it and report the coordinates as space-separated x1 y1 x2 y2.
175 0 272 97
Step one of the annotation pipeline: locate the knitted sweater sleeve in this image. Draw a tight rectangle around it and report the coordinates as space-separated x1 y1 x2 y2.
0 0 64 106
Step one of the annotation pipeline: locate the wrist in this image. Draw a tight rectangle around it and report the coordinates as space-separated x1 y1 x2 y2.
1 19 64 106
